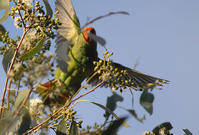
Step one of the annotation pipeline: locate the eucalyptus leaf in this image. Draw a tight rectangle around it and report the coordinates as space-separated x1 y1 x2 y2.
43 0 53 18
56 119 67 135
140 90 154 115
2 48 14 73
104 92 123 120
152 122 173 135
17 111 31 135
88 33 106 46
90 101 129 127
20 38 45 60
127 109 145 123
183 129 193 135
14 89 30 110
69 121 78 135
0 0 10 24
102 117 127 135
0 24 6 34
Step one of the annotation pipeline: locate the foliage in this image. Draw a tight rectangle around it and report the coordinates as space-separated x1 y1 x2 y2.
0 0 192 135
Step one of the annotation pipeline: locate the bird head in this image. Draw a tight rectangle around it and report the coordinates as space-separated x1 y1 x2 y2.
83 27 96 42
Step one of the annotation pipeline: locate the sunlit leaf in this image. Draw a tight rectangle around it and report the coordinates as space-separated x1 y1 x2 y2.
183 129 193 135
69 120 78 135
0 0 10 24
152 122 173 135
20 38 45 60
140 90 154 115
104 93 123 120
127 109 145 123
56 119 67 135
14 89 30 109
0 112 19 133
2 48 14 73
102 117 127 135
43 0 53 18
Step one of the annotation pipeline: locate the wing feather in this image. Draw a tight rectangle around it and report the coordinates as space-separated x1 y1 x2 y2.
88 61 168 91
55 0 81 72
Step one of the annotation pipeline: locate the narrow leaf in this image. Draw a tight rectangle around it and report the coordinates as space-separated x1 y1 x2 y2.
90 101 129 127
88 33 106 46
14 89 30 109
140 90 154 115
56 119 67 135
0 0 10 24
127 109 145 123
2 48 14 73
43 0 53 18
183 129 193 135
0 24 6 34
102 117 127 135
20 38 45 60
69 121 78 135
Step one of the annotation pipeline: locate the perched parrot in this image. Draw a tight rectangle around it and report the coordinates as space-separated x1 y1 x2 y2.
36 0 168 105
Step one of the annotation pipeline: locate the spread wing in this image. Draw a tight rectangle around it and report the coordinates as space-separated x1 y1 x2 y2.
88 61 168 91
55 0 81 72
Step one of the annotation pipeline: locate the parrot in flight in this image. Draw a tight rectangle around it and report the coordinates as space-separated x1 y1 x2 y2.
36 0 168 105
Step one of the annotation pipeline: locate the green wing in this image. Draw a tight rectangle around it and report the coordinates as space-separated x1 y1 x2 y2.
56 0 81 40
55 0 81 72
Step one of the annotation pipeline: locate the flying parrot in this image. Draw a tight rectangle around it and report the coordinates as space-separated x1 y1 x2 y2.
36 0 168 105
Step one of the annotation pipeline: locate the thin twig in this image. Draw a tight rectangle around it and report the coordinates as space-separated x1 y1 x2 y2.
72 81 104 102
6 79 12 109
25 81 104 134
82 11 129 30
0 28 29 118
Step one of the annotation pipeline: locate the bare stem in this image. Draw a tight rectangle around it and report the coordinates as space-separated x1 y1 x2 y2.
0 28 29 118
25 81 104 134
6 80 12 109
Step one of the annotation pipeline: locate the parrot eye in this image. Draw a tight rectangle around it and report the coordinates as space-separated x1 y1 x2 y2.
83 27 96 41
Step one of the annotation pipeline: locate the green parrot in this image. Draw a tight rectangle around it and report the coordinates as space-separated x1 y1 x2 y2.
36 0 168 105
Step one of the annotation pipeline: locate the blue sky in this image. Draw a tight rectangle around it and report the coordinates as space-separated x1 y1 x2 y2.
1 0 199 134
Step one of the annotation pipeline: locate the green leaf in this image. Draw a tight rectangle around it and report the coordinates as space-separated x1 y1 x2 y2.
2 48 14 73
152 122 173 135
102 117 127 135
183 129 193 135
127 109 145 123
104 93 123 120
90 101 129 127
56 119 67 135
14 89 30 109
20 38 45 60
140 90 154 115
43 0 53 18
0 24 6 34
0 112 19 133
0 0 10 24
88 33 106 46
69 120 78 135
40 132 47 135
17 111 31 135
